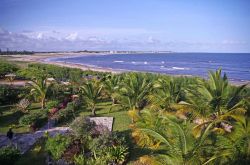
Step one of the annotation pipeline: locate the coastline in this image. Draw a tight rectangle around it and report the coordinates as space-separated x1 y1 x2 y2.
1 53 249 86
3 52 123 73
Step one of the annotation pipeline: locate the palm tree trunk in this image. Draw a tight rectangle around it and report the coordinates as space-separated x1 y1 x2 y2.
109 97 115 113
91 105 96 116
41 97 45 109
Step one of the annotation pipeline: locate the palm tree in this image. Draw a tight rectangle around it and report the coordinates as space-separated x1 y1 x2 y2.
80 80 103 116
131 109 219 164
119 73 152 111
185 69 247 130
210 116 250 164
28 76 54 109
103 74 122 112
149 77 183 111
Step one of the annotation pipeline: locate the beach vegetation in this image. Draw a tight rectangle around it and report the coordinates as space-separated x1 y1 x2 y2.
0 61 249 164
27 74 55 109
118 73 153 111
0 60 19 78
80 80 103 116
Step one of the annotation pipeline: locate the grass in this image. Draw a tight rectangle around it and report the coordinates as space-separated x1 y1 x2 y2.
0 56 31 69
0 103 43 133
79 101 131 131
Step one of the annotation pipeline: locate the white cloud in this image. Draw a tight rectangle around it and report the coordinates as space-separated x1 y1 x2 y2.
147 36 160 44
0 27 249 52
65 32 78 41
37 33 43 39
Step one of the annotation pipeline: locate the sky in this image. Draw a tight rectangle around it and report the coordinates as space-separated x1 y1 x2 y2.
0 0 250 52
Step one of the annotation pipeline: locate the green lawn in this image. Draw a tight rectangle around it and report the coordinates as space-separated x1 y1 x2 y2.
0 103 43 133
79 101 131 131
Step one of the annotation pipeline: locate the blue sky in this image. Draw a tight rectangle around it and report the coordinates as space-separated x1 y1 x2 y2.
0 0 250 52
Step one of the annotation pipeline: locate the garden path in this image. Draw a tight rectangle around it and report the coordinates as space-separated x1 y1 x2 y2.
0 120 70 154
0 117 113 154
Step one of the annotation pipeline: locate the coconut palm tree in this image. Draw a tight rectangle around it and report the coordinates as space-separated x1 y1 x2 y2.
80 80 103 116
199 69 246 116
209 116 250 164
102 74 122 112
28 76 55 109
149 77 184 111
119 73 152 111
131 109 220 164
184 69 247 136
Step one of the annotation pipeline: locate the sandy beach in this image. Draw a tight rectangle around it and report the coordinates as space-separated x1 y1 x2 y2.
2 52 122 73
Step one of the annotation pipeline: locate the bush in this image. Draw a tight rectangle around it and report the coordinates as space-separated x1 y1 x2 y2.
19 114 37 126
70 116 94 138
19 111 47 128
46 100 59 109
0 61 19 77
107 145 129 164
0 146 21 165
88 132 129 164
57 101 81 121
0 86 28 106
45 134 71 160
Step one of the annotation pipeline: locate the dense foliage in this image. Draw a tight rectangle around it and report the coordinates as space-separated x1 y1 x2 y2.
0 60 19 77
1 61 249 164
19 111 47 128
0 146 21 165
0 86 28 105
45 134 71 160
45 116 129 165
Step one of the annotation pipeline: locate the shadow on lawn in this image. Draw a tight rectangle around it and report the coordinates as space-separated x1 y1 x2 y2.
0 110 23 126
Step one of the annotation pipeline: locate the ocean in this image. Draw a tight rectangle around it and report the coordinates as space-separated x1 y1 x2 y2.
47 53 250 83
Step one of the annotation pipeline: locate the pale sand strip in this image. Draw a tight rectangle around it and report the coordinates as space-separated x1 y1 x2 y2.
3 53 124 73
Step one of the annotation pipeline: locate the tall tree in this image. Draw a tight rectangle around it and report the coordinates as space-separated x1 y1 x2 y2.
119 73 152 111
80 80 103 116
28 75 54 109
103 74 122 111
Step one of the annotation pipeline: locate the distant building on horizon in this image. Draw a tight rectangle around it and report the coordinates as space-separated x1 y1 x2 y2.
109 50 117 54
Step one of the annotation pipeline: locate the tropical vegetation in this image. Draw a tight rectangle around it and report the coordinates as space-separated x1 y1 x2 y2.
0 60 249 164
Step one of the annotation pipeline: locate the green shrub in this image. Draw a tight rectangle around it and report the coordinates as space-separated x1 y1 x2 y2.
0 61 19 77
19 111 47 127
0 146 21 165
46 100 59 109
45 134 71 160
73 154 87 165
58 107 73 121
88 132 129 164
70 116 94 138
107 145 129 164
19 114 37 126
0 86 28 106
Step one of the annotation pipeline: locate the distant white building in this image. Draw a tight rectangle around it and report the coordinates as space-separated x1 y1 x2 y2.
109 50 117 54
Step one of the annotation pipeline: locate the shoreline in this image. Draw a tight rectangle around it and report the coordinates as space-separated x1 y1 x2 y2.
1 53 249 86
3 52 122 73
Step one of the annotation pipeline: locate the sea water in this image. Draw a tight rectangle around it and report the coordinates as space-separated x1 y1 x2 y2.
48 53 250 83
